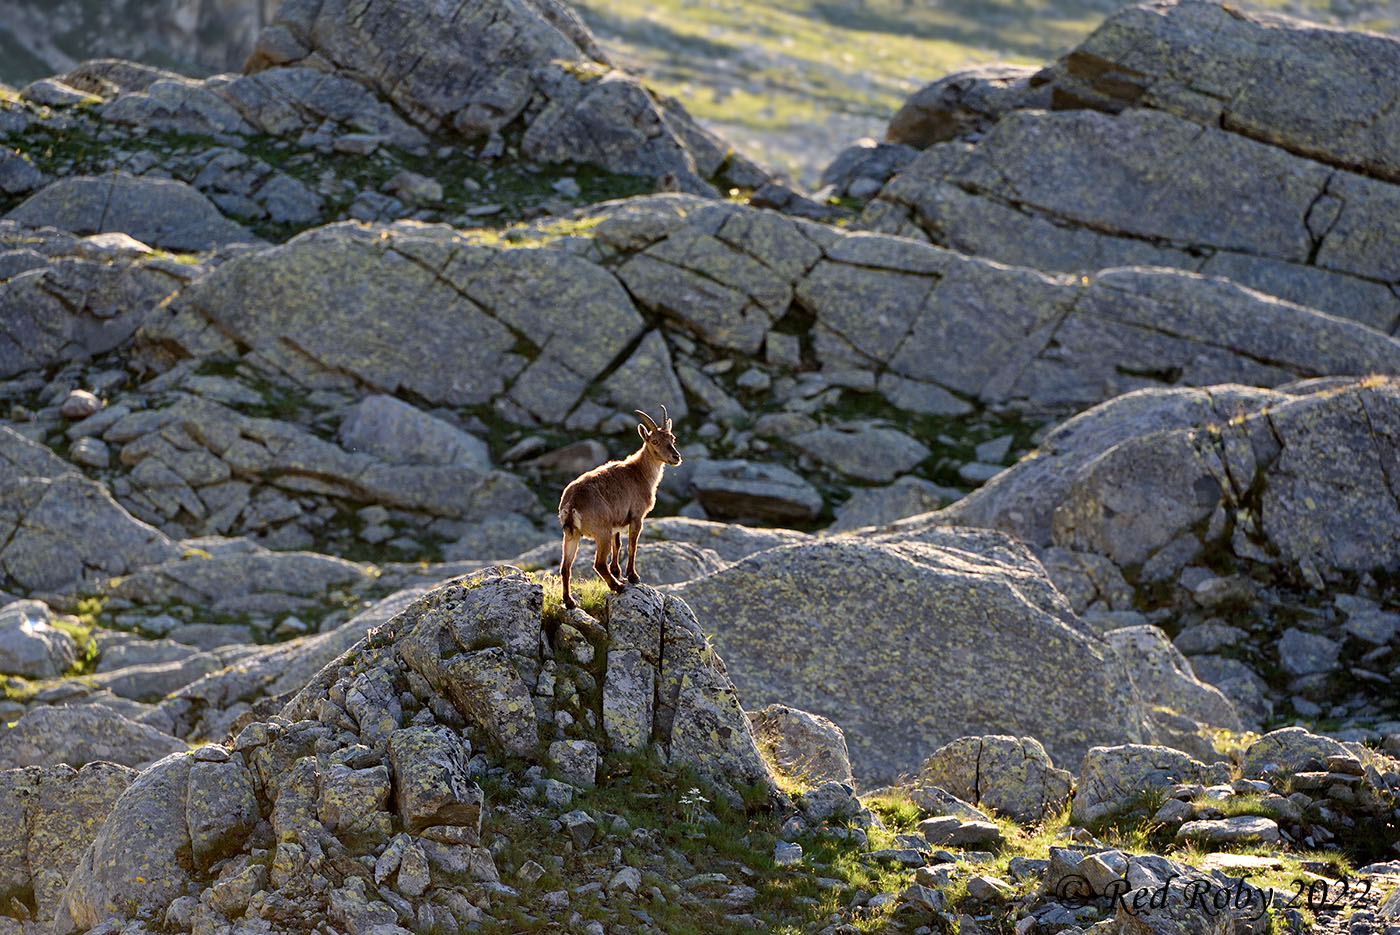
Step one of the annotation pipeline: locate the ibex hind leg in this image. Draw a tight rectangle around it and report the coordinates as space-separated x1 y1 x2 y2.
608 531 622 579
560 530 582 610
593 537 626 594
625 518 642 584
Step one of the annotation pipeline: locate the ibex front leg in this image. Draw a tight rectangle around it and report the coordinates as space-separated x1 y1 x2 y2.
625 518 643 584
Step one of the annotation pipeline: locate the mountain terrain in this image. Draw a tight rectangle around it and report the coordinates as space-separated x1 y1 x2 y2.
0 0 1398 933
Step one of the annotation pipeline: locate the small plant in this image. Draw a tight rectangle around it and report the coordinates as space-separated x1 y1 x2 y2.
679 786 710 826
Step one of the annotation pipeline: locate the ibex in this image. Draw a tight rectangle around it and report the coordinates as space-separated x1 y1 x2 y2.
558 406 682 610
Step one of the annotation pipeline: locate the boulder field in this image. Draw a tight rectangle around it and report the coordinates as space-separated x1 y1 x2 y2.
0 0 1397 931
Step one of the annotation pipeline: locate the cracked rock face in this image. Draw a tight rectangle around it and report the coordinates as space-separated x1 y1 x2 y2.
667 525 1233 785
243 0 760 185
863 0 1400 336
916 735 1073 823
52 570 773 931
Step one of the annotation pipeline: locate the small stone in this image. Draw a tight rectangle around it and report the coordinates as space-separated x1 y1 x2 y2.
60 390 102 419
69 436 111 468
560 810 596 850
551 177 582 198
774 841 803 865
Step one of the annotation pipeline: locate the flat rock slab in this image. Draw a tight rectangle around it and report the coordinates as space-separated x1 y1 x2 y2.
5 175 259 251
0 705 187 770
1176 816 1281 844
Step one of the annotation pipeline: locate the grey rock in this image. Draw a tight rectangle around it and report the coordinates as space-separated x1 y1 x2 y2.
5 174 258 251
1104 626 1241 732
0 236 197 379
1278 628 1341 675
246 0 734 182
917 735 1073 823
445 649 540 758
1036 0 1400 186
186 753 260 871
548 739 598 788
387 726 482 834
936 379 1400 582
918 816 1004 848
886 64 1048 148
1240 726 1352 776
69 437 111 469
0 147 48 195
829 476 956 533
1176 816 1281 845
0 600 77 678
747 703 854 786
0 473 183 593
820 139 919 200
690 458 823 522
0 761 135 923
792 423 930 482
669 527 1160 785
1073 745 1209 824
61 752 195 928
339 395 491 472
909 785 989 821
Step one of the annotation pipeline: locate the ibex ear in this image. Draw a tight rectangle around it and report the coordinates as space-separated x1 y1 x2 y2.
637 423 649 440
664 418 673 432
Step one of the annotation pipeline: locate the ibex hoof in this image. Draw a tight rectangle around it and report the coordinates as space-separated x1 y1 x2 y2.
608 582 626 594
626 572 640 584
562 595 577 610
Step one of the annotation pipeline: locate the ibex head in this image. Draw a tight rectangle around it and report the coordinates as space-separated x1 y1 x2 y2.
636 405 682 466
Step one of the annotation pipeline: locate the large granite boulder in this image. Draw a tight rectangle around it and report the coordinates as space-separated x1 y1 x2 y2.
932 377 1400 584
0 473 183 594
864 1 1400 334
0 706 187 770
667 525 1228 784
916 735 1073 822
5 175 259 252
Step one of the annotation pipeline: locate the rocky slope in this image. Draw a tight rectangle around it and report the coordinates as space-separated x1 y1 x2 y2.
0 0 1398 932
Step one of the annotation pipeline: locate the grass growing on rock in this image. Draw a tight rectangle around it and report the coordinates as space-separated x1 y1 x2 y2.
539 573 613 628
480 749 924 935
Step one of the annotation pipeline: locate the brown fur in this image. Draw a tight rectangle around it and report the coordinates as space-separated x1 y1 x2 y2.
558 407 681 609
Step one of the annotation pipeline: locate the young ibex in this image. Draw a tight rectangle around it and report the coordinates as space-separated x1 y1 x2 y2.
558 406 682 610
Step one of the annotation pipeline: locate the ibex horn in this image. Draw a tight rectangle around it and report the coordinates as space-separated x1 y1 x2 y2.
660 403 671 431
635 409 657 432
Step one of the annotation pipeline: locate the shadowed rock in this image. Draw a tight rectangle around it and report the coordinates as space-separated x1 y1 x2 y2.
5 175 259 251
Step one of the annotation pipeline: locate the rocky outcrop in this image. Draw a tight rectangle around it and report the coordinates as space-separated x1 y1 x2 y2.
56 570 774 930
937 377 1400 585
244 0 763 187
668 524 1236 784
0 221 209 379
138 196 1400 436
863 1 1400 335
0 761 136 922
